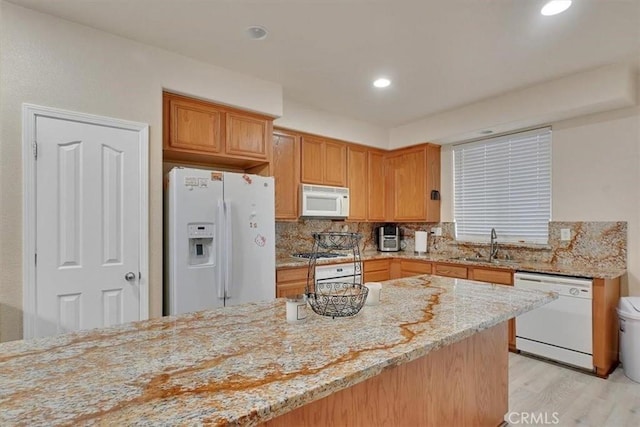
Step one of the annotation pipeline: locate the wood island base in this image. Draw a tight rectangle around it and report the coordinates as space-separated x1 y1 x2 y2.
265 322 508 427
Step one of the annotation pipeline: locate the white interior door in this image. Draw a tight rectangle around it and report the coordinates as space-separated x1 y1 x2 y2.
24 107 148 338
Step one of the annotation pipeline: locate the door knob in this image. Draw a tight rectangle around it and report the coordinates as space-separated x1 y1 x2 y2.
125 272 136 281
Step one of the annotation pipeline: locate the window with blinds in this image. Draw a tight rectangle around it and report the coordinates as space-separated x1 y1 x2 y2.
453 127 551 244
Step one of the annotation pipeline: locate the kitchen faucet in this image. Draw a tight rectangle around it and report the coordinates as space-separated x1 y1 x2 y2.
489 228 498 261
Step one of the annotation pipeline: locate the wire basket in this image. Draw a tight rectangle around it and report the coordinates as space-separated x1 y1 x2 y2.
307 282 369 319
312 232 362 251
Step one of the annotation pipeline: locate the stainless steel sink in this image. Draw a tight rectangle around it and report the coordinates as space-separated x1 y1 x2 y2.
490 259 519 266
451 256 489 263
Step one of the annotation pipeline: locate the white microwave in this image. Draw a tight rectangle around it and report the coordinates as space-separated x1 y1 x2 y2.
300 184 349 218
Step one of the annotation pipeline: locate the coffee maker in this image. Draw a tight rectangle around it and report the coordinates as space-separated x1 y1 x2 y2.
377 225 401 252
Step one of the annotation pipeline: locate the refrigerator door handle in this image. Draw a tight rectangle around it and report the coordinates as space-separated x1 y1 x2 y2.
216 200 225 300
224 201 233 300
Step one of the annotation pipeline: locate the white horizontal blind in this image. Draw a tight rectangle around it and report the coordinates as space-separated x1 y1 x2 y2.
453 128 551 244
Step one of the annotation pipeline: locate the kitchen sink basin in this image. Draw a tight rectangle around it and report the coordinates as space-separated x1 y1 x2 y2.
451 256 489 263
490 259 520 266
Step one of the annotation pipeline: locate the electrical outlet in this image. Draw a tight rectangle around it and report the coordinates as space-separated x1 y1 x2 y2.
431 227 442 236
560 228 571 241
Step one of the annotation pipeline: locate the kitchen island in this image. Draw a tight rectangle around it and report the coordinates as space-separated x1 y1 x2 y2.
0 275 554 426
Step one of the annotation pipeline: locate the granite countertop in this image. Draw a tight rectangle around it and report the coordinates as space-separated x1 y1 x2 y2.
276 251 626 279
0 276 555 426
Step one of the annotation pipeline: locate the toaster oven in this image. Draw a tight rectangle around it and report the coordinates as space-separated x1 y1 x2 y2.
377 225 400 252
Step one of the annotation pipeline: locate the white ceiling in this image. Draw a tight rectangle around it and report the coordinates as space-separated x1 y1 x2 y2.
8 0 640 127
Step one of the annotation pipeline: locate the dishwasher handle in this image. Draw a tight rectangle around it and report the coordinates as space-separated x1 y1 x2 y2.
517 277 542 283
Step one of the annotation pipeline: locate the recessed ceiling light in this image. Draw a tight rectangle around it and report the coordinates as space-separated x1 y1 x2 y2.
373 78 391 88
246 25 268 40
541 0 572 16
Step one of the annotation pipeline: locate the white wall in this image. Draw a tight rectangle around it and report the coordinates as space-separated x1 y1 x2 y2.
390 63 637 148
0 1 283 342
275 98 388 148
552 107 640 296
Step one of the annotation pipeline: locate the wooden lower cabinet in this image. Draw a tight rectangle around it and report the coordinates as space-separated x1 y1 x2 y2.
363 259 391 282
399 260 432 278
388 259 431 279
433 263 468 279
593 277 622 377
469 267 512 285
276 266 308 298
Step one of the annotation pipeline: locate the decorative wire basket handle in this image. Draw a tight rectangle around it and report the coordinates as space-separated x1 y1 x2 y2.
312 232 362 250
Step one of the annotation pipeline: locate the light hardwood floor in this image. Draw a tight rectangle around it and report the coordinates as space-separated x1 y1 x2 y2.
508 353 640 426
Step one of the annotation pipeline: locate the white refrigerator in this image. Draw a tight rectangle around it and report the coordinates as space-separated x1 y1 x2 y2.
165 167 275 315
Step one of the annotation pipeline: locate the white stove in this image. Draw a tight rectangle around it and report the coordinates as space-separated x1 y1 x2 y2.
315 262 362 284
291 252 361 285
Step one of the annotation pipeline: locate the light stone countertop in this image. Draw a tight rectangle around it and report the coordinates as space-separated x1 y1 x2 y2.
276 251 626 279
0 275 555 426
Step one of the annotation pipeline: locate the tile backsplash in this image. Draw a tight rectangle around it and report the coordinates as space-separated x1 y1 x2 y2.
276 220 627 270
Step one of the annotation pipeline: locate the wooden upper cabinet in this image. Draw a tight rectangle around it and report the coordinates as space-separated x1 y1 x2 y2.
347 145 368 221
225 112 270 160
385 144 441 222
300 136 325 184
387 146 427 221
324 141 347 186
367 150 386 222
346 145 386 221
163 92 273 168
301 136 347 187
273 130 300 220
166 96 223 154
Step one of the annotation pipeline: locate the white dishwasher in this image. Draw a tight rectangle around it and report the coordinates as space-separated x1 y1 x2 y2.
515 272 593 370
